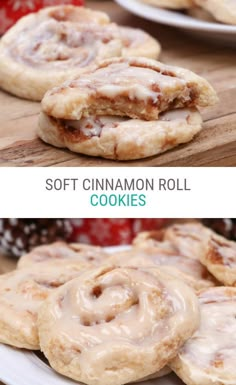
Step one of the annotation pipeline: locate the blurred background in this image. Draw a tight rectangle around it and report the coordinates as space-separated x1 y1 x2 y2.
0 218 235 259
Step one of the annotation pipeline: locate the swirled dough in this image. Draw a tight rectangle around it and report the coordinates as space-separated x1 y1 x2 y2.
0 6 122 101
42 57 218 121
38 266 200 385
38 108 202 160
194 0 236 25
133 223 213 260
0 265 84 350
139 0 194 9
200 234 236 286
111 246 215 290
171 287 236 385
17 242 109 269
119 27 161 59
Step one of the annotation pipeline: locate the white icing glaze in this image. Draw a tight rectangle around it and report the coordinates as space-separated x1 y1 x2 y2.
8 14 121 70
71 63 188 104
0 265 82 315
177 287 236 384
112 246 211 280
111 246 214 290
209 236 236 268
41 266 199 385
163 223 213 260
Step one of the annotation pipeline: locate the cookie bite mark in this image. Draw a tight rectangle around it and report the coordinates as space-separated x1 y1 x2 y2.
42 57 217 121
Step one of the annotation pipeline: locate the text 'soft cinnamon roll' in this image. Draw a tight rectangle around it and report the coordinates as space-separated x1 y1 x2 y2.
38 266 200 385
171 287 236 385
17 242 109 269
0 264 84 350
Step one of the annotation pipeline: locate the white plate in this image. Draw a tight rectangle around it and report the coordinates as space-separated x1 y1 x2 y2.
115 0 236 46
0 245 182 385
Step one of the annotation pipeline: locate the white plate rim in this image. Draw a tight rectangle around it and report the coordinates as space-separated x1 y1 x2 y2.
115 0 236 34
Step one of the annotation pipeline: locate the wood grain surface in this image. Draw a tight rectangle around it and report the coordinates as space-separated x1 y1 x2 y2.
0 0 236 167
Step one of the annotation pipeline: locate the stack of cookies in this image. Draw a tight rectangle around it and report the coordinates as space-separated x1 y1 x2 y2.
0 5 218 160
0 222 236 385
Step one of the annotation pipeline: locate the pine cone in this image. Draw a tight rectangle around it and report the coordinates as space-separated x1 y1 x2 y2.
0 219 72 257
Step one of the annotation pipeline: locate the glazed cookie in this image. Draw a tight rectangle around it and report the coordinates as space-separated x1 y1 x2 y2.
119 27 161 59
134 223 213 260
171 287 236 385
140 0 194 9
38 266 199 385
0 6 123 101
38 108 202 160
111 246 215 290
200 234 236 286
194 0 236 25
42 57 218 121
18 242 109 269
0 265 84 350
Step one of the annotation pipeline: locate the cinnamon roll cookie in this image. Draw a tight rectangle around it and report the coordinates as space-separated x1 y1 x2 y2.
140 0 194 9
38 108 202 160
134 223 213 260
0 264 85 350
17 242 109 269
38 57 217 159
111 246 215 290
200 234 236 286
171 287 236 385
38 266 200 385
194 0 236 25
0 6 122 101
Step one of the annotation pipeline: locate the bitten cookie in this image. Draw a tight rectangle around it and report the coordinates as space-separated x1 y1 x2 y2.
194 0 236 25
0 265 84 350
171 287 236 385
200 234 236 286
0 6 122 101
42 57 218 121
17 242 109 269
38 266 199 385
38 108 202 160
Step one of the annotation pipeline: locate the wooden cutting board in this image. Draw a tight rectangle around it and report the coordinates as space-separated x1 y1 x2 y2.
0 0 236 167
